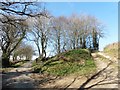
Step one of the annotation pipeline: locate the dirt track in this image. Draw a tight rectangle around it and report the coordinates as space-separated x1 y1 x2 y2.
36 52 118 89
2 52 118 89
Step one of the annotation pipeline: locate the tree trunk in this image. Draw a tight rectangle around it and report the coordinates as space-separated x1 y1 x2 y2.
41 35 47 60
36 42 41 57
76 37 79 48
57 37 61 54
41 38 44 58
2 52 10 67
80 37 83 48
92 29 98 50
82 36 86 49
88 36 92 49
73 37 76 49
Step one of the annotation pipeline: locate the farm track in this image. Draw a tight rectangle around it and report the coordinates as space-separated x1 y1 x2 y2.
1 52 118 89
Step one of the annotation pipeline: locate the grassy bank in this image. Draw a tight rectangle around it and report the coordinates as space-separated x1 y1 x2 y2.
11 60 30 68
104 42 119 58
32 49 96 76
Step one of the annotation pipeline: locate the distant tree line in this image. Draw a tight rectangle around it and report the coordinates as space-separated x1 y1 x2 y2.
28 14 104 58
0 2 104 67
12 43 33 61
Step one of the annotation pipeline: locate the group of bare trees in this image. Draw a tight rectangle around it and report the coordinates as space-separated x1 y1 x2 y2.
28 14 51 60
0 2 104 67
0 2 47 67
50 14 104 54
12 43 34 61
29 14 104 58
0 16 28 67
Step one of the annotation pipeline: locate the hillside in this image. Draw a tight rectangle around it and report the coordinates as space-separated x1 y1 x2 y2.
32 49 96 76
103 42 119 58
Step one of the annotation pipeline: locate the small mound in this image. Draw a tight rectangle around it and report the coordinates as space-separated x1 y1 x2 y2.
33 49 96 76
57 49 91 62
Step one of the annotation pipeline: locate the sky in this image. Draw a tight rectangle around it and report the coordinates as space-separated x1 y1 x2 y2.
45 2 118 51
0 1 118 60
0 2 118 60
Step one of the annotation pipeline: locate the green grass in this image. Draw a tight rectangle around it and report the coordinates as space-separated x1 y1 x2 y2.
11 60 28 67
32 49 96 76
45 59 96 76
60 49 91 61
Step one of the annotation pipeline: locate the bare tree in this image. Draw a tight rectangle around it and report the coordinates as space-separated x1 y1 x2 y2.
36 15 51 59
67 14 82 49
67 14 104 50
0 2 47 67
0 2 46 18
0 15 28 67
28 11 51 60
82 15 104 51
27 17 42 57
51 16 67 54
